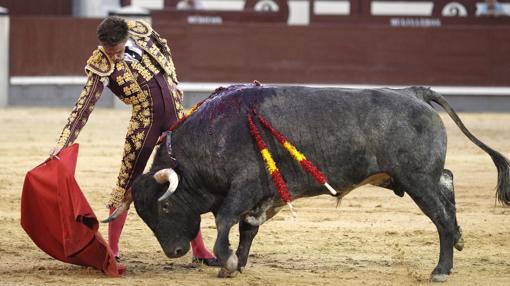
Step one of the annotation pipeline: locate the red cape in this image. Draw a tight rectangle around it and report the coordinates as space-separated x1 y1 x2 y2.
20 144 125 276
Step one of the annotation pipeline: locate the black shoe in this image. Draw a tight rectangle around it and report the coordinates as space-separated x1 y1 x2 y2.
192 256 220 267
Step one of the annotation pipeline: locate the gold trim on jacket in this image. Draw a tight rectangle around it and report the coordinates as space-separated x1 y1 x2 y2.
85 47 114 77
127 20 152 38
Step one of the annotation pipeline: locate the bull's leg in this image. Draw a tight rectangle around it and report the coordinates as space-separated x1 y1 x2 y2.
213 182 265 278
235 221 259 272
402 174 457 282
214 222 238 278
236 204 281 271
439 169 464 251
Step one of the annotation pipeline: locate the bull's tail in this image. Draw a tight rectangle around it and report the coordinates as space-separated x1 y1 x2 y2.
414 87 510 205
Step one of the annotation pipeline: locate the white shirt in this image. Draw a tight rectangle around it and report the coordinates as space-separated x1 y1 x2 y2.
124 38 143 62
102 39 144 86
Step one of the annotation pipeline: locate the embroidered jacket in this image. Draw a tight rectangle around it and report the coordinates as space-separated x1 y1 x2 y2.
57 20 181 148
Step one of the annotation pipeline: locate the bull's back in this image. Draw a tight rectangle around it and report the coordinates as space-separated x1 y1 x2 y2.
176 86 447 194
262 86 446 178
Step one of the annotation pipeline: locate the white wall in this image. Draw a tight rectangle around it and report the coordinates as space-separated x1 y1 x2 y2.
132 0 245 10
73 0 121 17
372 1 433 16
0 8 8 108
132 0 165 9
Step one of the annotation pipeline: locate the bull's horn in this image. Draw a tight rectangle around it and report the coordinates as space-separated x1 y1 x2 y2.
155 168 179 202
101 201 129 223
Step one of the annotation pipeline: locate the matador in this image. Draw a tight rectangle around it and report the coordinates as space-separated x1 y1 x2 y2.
50 16 217 266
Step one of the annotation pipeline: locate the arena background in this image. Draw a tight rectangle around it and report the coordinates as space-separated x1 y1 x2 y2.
0 1 509 285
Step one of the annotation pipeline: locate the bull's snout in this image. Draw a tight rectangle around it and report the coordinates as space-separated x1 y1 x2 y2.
174 248 184 256
163 242 190 258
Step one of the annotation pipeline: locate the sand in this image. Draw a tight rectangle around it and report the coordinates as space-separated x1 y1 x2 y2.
0 108 509 285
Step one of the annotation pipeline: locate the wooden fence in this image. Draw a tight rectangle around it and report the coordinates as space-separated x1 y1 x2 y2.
8 12 510 86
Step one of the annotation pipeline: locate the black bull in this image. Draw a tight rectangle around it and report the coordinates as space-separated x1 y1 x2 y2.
131 85 510 281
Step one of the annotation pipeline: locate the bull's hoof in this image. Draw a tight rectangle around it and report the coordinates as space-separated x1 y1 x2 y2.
454 227 464 251
454 236 464 251
238 266 245 273
217 268 239 278
431 273 449 282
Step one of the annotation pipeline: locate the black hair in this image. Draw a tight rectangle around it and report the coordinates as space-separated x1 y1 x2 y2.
97 16 129 47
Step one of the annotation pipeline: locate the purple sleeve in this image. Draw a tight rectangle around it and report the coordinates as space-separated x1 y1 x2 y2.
57 74 104 148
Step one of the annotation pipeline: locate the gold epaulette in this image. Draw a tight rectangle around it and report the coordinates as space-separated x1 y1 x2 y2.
85 47 114 77
127 20 152 38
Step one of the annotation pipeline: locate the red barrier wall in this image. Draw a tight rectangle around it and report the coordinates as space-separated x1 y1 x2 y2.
0 0 72 16
9 16 510 86
154 21 510 86
10 17 101 76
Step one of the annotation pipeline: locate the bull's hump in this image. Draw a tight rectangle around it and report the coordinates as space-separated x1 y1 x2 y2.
198 84 273 114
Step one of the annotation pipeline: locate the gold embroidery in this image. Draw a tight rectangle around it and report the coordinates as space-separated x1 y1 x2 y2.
116 62 125 71
106 186 127 208
122 65 136 83
123 85 133 96
130 60 153 82
127 20 152 37
116 75 125 85
116 61 147 104
129 120 140 130
115 96 153 193
143 54 160 74
85 48 114 77
137 39 148 49
57 75 103 147
149 45 159 55
165 75 184 119
124 143 132 153
120 90 148 105
57 129 70 148
133 37 178 83
115 55 162 105
142 117 150 127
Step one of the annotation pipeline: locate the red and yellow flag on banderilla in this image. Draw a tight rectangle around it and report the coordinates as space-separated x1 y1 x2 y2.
247 109 338 215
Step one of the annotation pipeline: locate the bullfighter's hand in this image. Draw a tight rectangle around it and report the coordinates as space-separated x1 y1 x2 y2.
101 188 133 223
49 146 62 159
176 85 184 97
121 188 133 210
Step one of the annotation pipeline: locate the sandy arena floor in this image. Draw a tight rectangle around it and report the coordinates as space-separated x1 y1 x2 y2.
0 108 509 285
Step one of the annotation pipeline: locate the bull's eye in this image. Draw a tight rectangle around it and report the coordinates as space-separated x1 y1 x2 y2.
161 202 170 213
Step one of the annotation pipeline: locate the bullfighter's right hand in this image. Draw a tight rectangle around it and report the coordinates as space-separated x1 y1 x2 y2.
101 189 132 223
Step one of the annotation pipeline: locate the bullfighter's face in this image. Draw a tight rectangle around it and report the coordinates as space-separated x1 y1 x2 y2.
131 169 201 259
102 39 127 63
